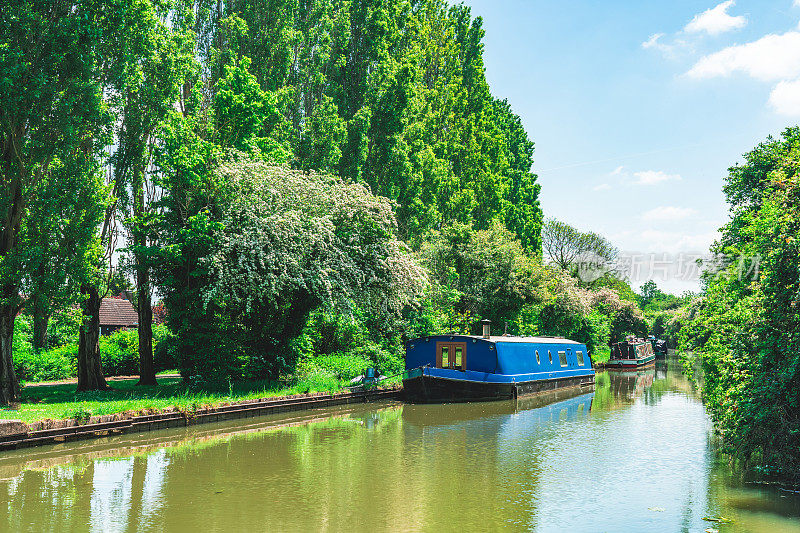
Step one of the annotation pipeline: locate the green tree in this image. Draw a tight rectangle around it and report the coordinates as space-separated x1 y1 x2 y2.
421 222 544 332
681 127 800 477
23 154 106 352
0 0 110 403
542 218 618 281
213 0 543 247
111 0 196 386
638 280 659 307
180 155 424 380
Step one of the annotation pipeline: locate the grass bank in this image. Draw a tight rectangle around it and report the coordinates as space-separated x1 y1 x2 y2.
0 375 369 424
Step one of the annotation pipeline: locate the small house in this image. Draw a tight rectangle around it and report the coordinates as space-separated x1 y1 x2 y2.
99 298 138 335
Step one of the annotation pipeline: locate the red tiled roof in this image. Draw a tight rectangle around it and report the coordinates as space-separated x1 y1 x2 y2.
99 298 138 327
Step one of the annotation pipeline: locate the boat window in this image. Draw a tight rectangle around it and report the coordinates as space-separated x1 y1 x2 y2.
577 351 585 366
535 350 540 364
558 351 568 367
548 351 553 364
436 342 466 370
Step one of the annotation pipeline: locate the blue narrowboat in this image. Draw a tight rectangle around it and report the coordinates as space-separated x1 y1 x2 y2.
403 322 595 403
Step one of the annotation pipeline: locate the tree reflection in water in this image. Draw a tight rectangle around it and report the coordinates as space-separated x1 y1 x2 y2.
0 362 797 532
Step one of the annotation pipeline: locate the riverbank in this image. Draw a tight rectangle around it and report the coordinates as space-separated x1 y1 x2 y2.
0 385 400 450
0 374 378 424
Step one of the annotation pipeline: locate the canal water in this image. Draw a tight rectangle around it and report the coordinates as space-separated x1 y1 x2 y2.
0 359 798 532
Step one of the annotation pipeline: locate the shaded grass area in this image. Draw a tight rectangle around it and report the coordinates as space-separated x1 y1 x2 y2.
0 374 353 424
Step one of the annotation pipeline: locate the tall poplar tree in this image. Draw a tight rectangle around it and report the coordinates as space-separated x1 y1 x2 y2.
112 0 195 385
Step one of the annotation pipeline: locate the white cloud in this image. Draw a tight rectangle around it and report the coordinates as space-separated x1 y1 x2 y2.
593 183 612 191
685 1 746 36
641 34 691 57
638 230 719 251
642 33 665 49
686 31 800 80
769 78 800 115
686 29 800 116
631 170 682 185
641 206 698 221
610 165 625 176
619 229 719 254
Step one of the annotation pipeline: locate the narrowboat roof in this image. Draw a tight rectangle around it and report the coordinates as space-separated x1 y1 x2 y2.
412 335 583 345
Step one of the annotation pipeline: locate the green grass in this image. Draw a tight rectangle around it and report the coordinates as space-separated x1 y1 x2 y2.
0 374 353 424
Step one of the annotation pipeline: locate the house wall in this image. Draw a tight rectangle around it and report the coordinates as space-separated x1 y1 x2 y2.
100 325 138 336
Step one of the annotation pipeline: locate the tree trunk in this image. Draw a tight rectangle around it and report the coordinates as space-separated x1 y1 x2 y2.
0 303 19 405
77 285 107 391
136 267 155 385
32 295 49 351
126 455 147 530
133 160 156 386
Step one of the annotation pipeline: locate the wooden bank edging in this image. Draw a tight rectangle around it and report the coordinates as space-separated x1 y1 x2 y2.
0 388 401 451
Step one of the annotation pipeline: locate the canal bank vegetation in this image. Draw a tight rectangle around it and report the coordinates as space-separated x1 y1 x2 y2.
1 0 650 417
637 280 696 350
678 128 800 481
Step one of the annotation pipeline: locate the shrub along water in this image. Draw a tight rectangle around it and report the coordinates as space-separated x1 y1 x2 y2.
679 128 800 480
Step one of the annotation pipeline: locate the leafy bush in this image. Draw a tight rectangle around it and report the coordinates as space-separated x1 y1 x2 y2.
678 128 800 479
99 328 140 375
573 310 610 356
47 307 82 347
16 344 76 382
294 367 341 394
12 315 33 363
175 323 249 384
375 349 404 377
312 354 372 381
153 324 177 371
183 158 425 382
95 324 177 377
11 315 74 382
349 343 404 377
63 406 92 423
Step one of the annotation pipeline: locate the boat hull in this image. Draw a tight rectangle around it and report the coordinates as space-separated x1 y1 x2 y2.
604 354 656 369
402 372 595 403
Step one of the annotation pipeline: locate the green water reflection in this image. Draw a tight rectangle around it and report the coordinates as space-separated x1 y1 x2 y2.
0 359 798 532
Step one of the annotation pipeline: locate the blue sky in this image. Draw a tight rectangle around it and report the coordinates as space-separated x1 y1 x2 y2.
464 0 800 293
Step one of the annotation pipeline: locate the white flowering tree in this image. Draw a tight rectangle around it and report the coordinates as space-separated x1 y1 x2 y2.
198 156 425 378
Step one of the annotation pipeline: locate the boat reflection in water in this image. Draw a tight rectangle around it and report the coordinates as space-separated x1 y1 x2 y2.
402 386 593 432
606 368 654 400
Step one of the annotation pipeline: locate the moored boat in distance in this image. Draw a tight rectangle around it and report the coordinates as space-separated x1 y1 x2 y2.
606 336 656 369
402 321 595 403
648 335 668 358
